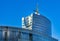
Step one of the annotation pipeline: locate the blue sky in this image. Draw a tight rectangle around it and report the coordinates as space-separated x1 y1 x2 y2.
0 0 60 41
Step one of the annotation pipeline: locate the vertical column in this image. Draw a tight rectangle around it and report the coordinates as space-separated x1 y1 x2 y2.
29 33 32 41
12 31 15 41
17 29 21 41
4 27 8 41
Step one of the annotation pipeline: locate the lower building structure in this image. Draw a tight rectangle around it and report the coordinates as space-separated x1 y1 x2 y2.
0 26 58 41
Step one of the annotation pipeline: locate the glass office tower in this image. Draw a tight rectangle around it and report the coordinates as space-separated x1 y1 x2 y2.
21 9 58 41
22 11 51 36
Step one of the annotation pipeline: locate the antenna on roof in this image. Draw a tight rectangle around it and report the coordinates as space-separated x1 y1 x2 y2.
36 3 39 13
34 3 40 15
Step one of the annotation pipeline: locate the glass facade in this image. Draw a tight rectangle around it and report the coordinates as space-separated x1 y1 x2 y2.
0 26 58 41
32 14 51 36
22 13 51 36
21 12 58 41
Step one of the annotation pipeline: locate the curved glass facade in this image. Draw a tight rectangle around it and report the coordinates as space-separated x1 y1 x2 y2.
32 14 51 36
21 13 58 41
22 13 51 36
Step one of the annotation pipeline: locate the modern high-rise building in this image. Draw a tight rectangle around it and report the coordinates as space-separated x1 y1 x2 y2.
21 7 58 41
0 5 58 41
22 11 51 36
